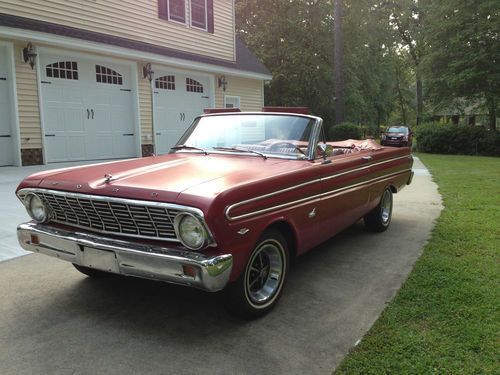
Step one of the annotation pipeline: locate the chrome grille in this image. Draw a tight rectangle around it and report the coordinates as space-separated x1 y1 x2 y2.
33 191 181 241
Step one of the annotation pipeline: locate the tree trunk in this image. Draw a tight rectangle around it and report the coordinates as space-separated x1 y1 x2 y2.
334 0 345 125
487 96 497 131
395 64 407 126
416 67 423 126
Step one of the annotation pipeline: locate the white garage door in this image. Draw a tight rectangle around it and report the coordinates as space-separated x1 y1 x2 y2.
0 46 14 166
40 54 136 162
153 71 211 154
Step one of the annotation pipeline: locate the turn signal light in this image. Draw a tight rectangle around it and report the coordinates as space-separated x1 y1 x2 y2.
30 234 40 245
182 265 197 278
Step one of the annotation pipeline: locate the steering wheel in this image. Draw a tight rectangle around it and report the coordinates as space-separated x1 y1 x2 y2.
268 142 307 156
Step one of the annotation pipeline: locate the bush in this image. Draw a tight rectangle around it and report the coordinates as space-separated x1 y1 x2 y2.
328 122 363 141
415 123 500 156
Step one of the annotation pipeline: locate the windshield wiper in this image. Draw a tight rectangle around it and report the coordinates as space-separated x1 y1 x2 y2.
170 144 208 155
213 146 267 160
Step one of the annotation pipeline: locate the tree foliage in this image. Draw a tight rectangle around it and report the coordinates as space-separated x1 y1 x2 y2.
422 0 500 130
235 0 499 131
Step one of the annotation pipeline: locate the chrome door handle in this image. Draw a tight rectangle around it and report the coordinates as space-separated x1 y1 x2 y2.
362 156 373 161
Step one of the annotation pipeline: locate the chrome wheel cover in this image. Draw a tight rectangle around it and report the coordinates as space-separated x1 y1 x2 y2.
245 239 285 307
381 189 393 225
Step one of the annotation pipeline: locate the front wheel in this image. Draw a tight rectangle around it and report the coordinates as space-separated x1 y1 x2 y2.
223 229 289 319
364 188 393 232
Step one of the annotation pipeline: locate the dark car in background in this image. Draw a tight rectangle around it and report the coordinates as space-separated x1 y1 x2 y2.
381 126 412 147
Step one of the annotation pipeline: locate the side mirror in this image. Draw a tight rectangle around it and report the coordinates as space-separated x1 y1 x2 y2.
318 143 333 158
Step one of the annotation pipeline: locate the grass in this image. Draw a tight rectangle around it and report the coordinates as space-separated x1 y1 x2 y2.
335 154 500 375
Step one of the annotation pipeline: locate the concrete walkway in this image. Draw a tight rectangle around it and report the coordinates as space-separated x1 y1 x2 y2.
0 157 442 375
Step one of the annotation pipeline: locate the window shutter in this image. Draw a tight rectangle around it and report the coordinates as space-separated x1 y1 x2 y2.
158 0 169 20
207 0 214 33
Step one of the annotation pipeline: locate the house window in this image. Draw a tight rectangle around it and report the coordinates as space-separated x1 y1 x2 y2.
46 61 78 80
186 78 203 93
158 0 214 33
191 0 207 30
96 65 123 85
224 95 240 109
168 0 186 23
155 75 176 90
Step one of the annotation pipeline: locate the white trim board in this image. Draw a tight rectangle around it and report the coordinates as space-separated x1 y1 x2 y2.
0 41 22 166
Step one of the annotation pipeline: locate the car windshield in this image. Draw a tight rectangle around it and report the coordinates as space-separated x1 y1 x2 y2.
387 126 408 133
174 114 316 159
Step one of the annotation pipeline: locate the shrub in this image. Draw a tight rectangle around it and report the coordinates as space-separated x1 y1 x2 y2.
415 123 500 156
328 122 363 141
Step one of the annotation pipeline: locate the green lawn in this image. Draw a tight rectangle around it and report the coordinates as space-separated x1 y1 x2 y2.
335 154 500 375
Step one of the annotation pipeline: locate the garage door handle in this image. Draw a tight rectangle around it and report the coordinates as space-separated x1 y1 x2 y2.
156 132 161 135
0 77 6 81
91 109 94 119
0 134 11 137
122 133 134 136
45 134 56 137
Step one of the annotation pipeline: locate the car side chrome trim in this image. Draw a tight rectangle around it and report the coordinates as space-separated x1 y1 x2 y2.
225 155 411 220
225 168 411 221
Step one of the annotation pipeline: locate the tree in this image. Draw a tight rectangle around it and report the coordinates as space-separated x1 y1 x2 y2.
423 0 500 130
380 0 428 125
235 0 409 130
236 0 336 124
333 0 345 124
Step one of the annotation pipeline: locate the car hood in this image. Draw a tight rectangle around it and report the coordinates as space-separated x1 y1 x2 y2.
25 153 301 205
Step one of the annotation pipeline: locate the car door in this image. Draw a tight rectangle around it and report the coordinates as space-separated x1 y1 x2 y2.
316 147 373 238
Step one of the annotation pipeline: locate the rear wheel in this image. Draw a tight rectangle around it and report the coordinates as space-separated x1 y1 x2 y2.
72 264 111 278
364 188 393 232
224 229 289 319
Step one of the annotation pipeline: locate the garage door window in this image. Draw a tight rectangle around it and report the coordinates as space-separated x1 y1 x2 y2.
155 75 176 90
46 61 78 80
186 78 203 93
95 65 123 85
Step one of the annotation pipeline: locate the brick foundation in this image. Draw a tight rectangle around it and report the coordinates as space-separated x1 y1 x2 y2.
141 144 154 157
21 149 43 166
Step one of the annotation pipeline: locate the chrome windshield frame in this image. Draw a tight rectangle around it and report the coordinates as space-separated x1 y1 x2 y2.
171 112 324 162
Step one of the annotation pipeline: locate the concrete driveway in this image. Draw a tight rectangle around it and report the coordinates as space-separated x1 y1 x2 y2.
0 157 442 375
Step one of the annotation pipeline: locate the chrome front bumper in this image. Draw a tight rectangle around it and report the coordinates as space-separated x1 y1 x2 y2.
17 222 233 292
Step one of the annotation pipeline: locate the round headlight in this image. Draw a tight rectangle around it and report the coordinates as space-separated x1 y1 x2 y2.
175 213 207 250
25 193 49 222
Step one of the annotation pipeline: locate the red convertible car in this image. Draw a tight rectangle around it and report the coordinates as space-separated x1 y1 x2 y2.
16 112 413 318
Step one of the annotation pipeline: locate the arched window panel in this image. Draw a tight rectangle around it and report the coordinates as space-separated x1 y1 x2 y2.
155 75 176 90
46 61 78 80
186 77 203 93
95 65 123 85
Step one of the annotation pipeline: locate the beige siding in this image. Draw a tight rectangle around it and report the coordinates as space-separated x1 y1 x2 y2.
14 43 42 149
0 0 235 61
215 76 263 111
138 65 153 142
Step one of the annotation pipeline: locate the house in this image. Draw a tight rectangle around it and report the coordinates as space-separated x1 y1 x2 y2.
0 0 271 166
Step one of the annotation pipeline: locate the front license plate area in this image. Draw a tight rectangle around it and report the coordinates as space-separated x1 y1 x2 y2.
82 247 119 273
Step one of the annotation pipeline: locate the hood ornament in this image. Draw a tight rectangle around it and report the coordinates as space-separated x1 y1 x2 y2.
104 174 114 183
